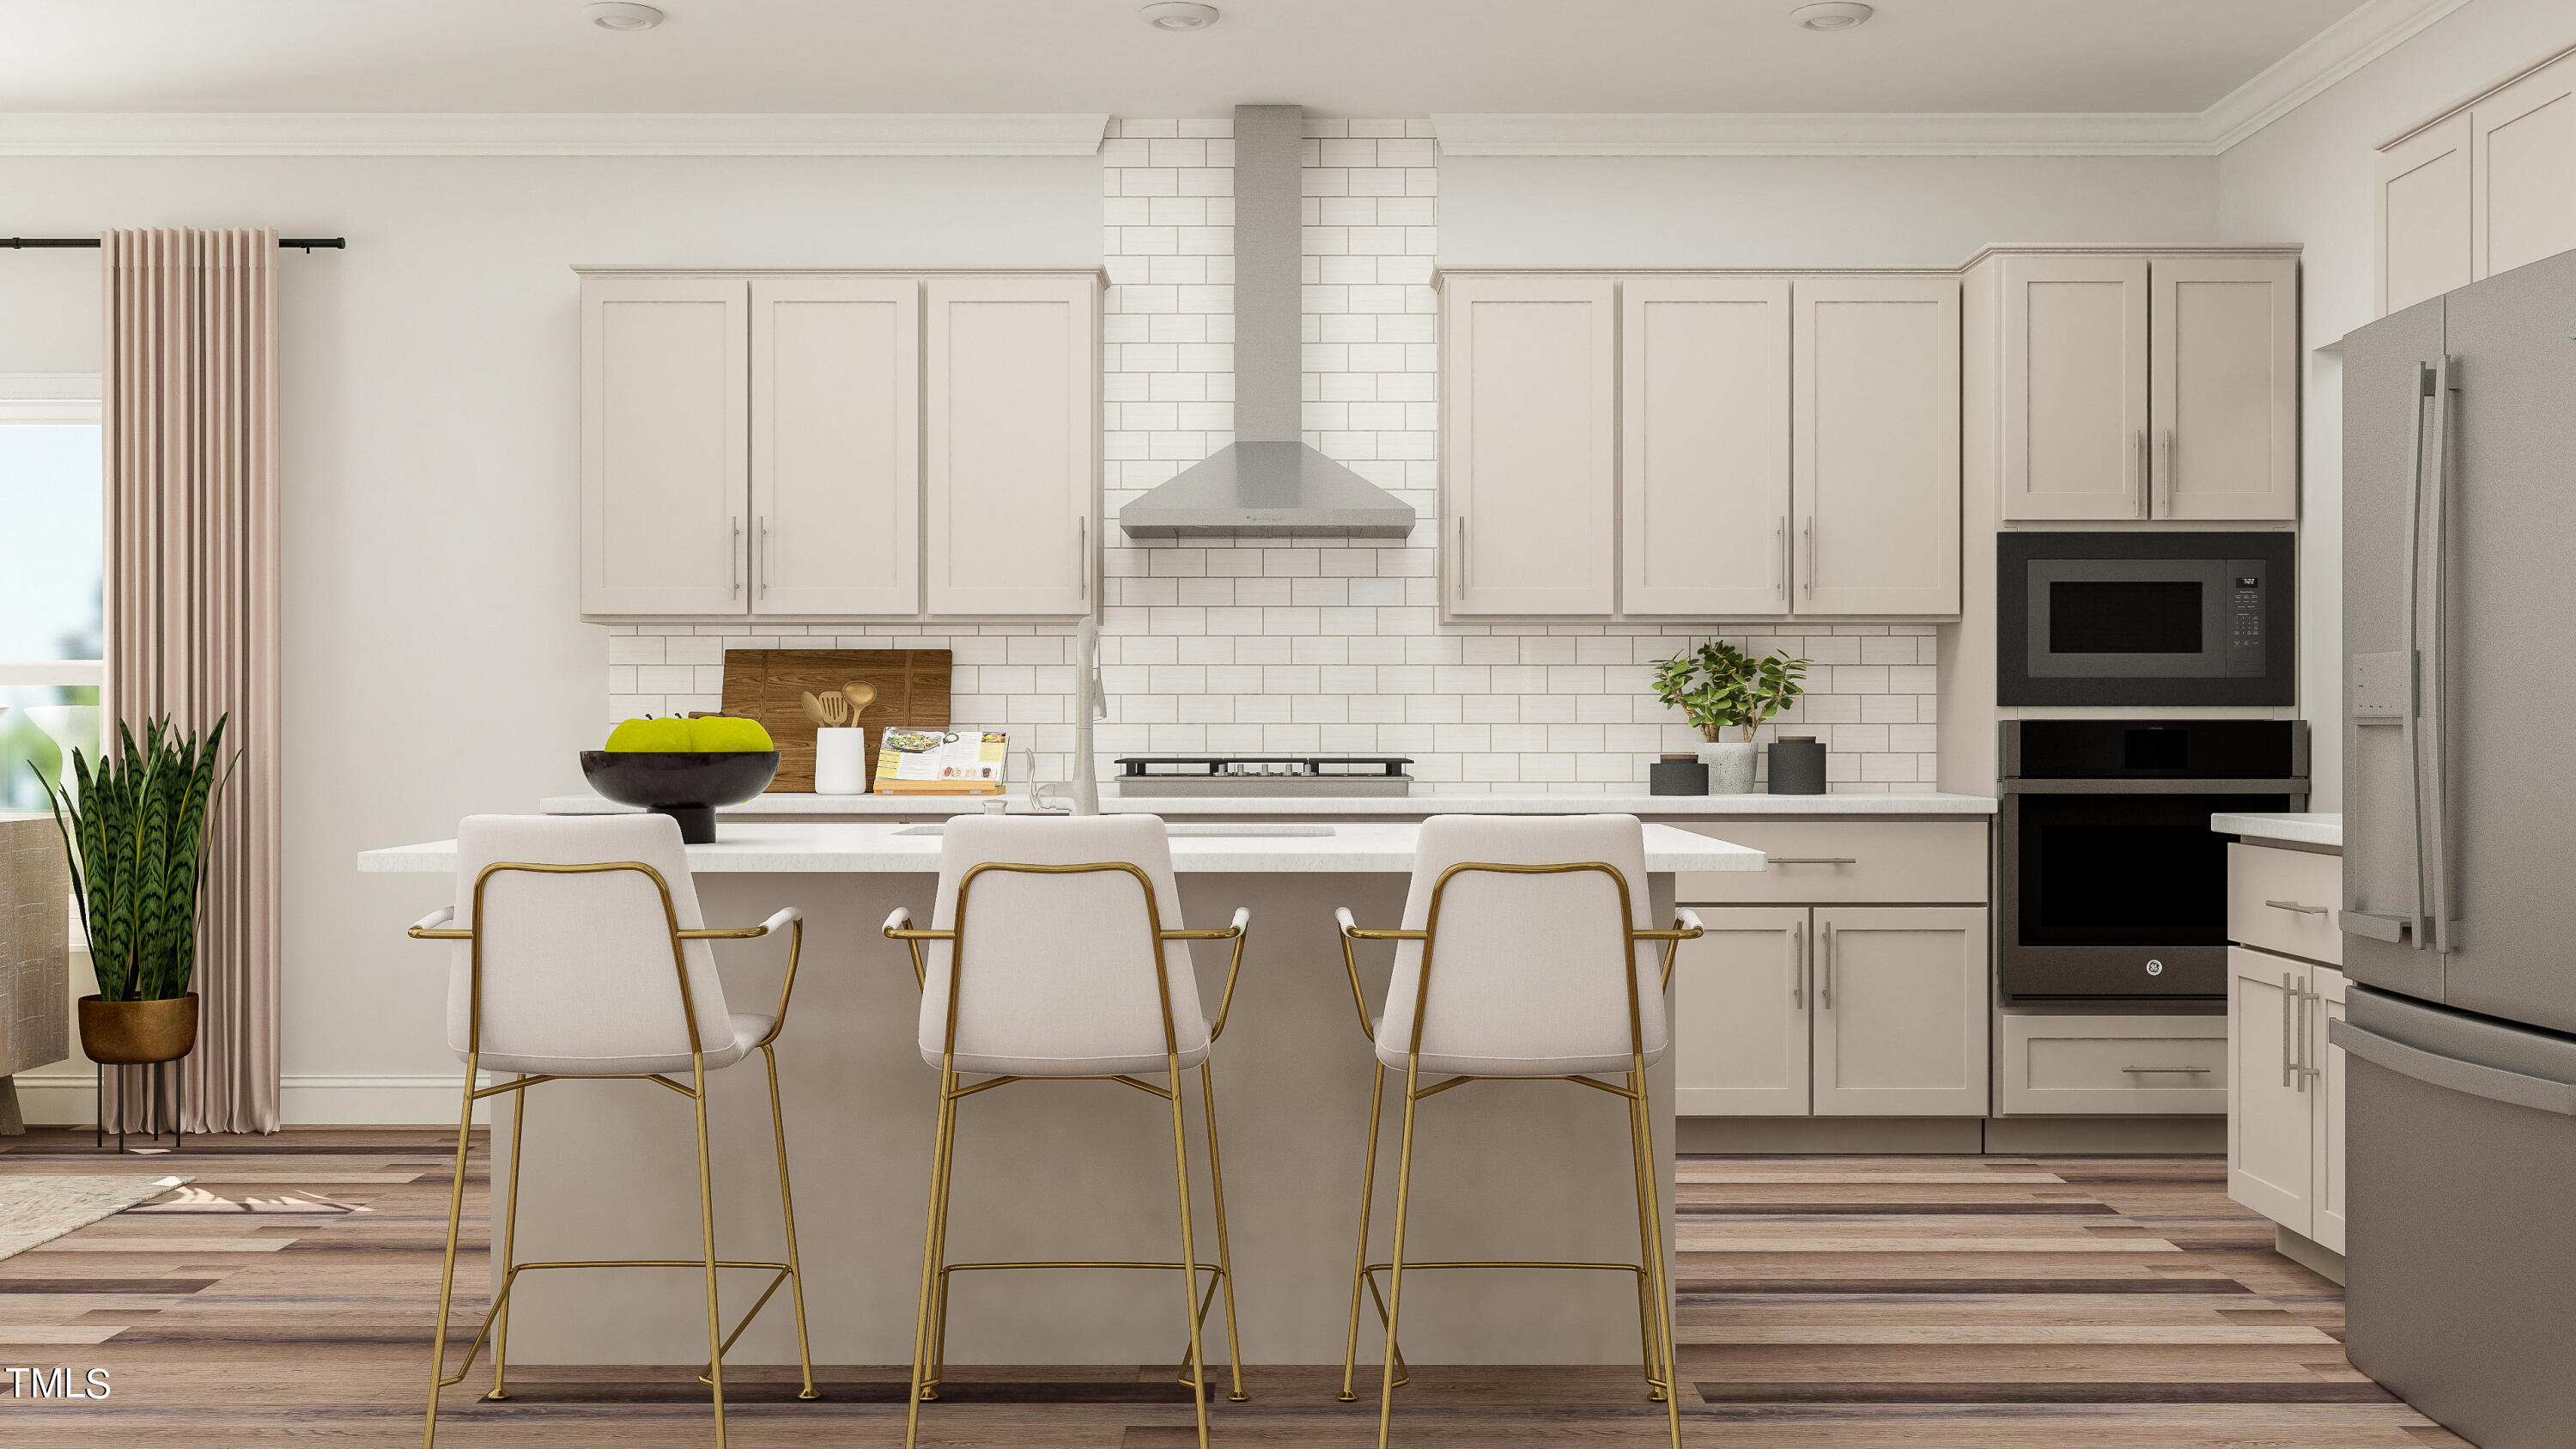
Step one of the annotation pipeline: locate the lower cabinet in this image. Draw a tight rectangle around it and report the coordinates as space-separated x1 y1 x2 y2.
2227 945 2347 1251
1674 905 1990 1117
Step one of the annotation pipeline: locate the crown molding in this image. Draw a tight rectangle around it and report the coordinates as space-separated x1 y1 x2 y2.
1435 0 2470 158
0 112 1111 157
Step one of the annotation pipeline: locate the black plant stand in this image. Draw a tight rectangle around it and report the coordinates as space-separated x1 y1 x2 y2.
94 1057 186 1154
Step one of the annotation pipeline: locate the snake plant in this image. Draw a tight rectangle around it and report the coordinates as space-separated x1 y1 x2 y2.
34 715 237 1003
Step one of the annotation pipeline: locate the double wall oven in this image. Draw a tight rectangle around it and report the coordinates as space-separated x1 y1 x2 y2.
1999 719 2308 1002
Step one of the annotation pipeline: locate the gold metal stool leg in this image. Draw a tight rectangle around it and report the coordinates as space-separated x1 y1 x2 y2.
422 1053 478 1449
1625 1068 1684 1449
1196 1062 1249 1403
486 1079 527 1402
1373 1058 1423 1449
1164 1055 1212 1448
1338 1062 1388 1403
758 1044 821 1400
905 1067 962 1448
688 1054 728 1449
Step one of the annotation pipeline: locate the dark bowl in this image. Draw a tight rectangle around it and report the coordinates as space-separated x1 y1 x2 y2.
580 751 781 843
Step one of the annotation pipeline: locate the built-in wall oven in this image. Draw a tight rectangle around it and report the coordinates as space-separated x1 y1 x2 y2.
1999 532 2295 706
1999 719 2307 1002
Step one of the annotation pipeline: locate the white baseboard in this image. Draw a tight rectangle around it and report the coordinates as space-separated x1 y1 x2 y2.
9 1073 490 1127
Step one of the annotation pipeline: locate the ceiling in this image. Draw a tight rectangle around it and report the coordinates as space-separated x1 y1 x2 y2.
2 0 2378 118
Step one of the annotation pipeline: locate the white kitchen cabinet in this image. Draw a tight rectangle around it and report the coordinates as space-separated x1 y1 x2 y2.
2377 115 2474 317
922 276 1099 617
1811 906 1990 1116
1998 254 2150 521
2227 947 2316 1233
750 278 920 616
2312 965 2348 1254
1443 275 1618 616
1792 277 1961 616
2150 256 2300 521
1671 907 1811 1116
581 277 749 615
2472 51 2576 285
1619 277 1792 617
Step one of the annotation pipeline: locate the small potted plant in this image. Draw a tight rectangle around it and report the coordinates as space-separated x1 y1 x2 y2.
35 715 237 1068
1651 641 1809 794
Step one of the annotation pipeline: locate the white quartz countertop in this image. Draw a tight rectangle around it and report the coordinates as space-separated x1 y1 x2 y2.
358 820 1769 875
538 790 1996 818
2213 812 2343 849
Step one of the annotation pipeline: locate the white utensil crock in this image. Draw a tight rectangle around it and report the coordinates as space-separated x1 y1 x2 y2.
814 728 871 795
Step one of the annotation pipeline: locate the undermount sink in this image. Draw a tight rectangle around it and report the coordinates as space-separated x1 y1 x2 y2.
892 823 1335 838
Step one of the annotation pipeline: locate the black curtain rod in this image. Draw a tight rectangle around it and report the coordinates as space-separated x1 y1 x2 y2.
3 237 345 252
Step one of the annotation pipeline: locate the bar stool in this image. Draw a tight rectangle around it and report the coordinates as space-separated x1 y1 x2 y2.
404 813 817 1449
1331 814 1703 1449
882 814 1250 1449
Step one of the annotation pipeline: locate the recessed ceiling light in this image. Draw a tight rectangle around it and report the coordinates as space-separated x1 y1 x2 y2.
585 2 665 31
1140 2 1220 31
1790 2 1874 31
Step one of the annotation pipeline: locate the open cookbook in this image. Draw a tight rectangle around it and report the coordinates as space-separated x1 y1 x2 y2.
873 728 1008 795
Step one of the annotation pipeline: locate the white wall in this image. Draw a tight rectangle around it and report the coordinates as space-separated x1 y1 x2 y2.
2218 0 2576 809
1439 154 2224 269
0 153 1098 1121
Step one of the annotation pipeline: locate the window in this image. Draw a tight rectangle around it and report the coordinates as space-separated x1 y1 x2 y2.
0 377 103 811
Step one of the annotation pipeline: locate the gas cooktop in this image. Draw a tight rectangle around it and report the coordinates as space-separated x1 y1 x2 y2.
1112 755 1414 797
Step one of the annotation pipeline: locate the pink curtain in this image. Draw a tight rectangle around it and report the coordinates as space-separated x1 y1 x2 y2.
101 228 283 1135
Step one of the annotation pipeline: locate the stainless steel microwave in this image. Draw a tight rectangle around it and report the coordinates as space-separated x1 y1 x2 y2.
1997 533 2295 706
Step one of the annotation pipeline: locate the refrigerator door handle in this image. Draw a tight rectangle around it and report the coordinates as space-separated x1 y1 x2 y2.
2425 356 2458 956
2399 360 2435 952
2328 1020 2576 1117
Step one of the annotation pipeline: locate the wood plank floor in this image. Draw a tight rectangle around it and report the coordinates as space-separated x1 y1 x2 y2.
0 1129 2459 1445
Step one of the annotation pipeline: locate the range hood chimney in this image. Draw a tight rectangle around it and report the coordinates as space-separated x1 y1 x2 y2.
1118 105 1418 540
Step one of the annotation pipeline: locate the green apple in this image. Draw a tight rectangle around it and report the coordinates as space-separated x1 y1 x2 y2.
605 717 692 752
687 715 775 752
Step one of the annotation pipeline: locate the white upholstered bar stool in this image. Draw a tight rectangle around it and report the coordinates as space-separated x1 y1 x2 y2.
1332 814 1703 1449
404 813 817 1449
882 814 1250 1449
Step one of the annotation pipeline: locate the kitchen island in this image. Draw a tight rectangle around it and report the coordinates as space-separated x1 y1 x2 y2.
357 819 1761 1369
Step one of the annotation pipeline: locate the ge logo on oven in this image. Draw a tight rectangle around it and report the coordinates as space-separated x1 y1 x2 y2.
2145 959 2165 976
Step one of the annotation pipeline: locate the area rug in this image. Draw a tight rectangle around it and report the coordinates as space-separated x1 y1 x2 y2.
0 1176 191 1260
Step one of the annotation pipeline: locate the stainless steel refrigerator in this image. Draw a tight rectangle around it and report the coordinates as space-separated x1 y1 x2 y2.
2340 247 2576 1447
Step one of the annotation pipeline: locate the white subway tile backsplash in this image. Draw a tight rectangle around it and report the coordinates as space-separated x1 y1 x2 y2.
599 121 1940 795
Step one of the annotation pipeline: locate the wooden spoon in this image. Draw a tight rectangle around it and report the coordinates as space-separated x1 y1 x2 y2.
841 682 878 721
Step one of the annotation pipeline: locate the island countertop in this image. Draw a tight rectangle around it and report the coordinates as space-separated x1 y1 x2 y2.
358 819 1768 874
538 789 1999 818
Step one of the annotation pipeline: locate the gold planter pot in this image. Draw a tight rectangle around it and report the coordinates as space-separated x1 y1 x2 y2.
77 994 199 1065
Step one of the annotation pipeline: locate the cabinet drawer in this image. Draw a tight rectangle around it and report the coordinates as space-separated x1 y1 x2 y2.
2227 843 2342 966
1998 1014 2228 1116
1674 820 1987 904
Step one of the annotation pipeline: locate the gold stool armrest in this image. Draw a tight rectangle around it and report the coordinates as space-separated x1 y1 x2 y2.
409 906 469 941
883 905 953 989
1163 907 1251 1041
1636 909 1705 991
1334 907 1426 1043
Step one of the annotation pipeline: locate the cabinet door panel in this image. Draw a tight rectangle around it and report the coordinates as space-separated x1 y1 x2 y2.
2227 946 2313 1233
1811 906 1987 1116
2473 52 2576 283
2151 257 2299 521
751 278 919 615
1792 277 1960 616
2312 965 2348 1254
1672 907 1810 1116
582 277 747 615
1620 277 1791 616
2377 114 2473 317
925 276 1097 617
2000 255 2148 521
1444 276 1616 616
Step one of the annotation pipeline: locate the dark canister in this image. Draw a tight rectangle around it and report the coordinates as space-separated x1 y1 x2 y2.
1766 735 1827 795
1649 753 1710 796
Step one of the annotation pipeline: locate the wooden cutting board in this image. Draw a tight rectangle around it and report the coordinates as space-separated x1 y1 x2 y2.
719 648 951 793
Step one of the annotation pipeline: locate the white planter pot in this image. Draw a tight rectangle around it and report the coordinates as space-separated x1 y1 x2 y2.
1698 740 1759 795
813 728 872 795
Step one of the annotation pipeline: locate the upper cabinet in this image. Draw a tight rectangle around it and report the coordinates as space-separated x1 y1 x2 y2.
1443 275 1619 616
582 278 750 615
1442 271 1959 621
2378 46 2576 318
580 269 1099 620
1794 277 1961 614
1991 251 2297 524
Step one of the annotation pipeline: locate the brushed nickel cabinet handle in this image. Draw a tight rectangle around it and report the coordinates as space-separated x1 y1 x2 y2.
1769 856 1857 867
2265 898 2330 916
1456 514 1467 600
2134 428 2147 517
2281 971 2297 1088
759 516 771 600
1819 921 1834 1008
1078 514 1087 602
2157 428 2174 516
1772 516 1786 595
1802 517 1816 599
731 517 742 598
2123 1065 2213 1074
1790 919 1804 1009
2295 984 2312 1093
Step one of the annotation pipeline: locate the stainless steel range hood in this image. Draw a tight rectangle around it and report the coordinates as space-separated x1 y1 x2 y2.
1118 105 1418 541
